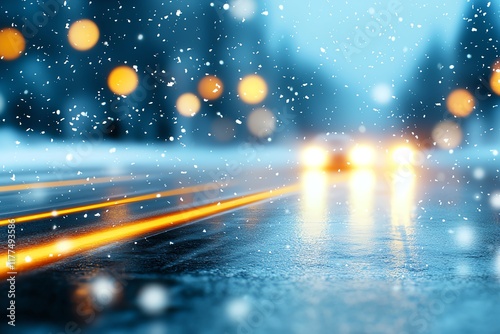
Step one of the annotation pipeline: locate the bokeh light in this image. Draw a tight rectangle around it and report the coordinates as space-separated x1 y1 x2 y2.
432 120 463 149
0 27 25 60
490 72 500 95
490 60 500 95
137 283 169 315
446 88 475 117
230 0 257 20
198 75 224 100
302 146 328 169
55 239 72 253
107 65 139 96
68 19 100 51
372 83 392 104
473 167 485 180
238 74 268 104
490 192 500 210
455 226 475 249
349 145 375 167
90 276 117 306
226 298 251 321
176 93 201 117
247 108 275 137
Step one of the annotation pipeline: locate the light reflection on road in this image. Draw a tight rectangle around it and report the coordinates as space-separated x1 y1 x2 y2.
348 170 376 247
390 168 417 276
299 170 329 240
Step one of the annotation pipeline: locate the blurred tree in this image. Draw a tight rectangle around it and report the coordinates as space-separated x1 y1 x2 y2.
402 36 453 146
452 0 500 141
0 0 339 143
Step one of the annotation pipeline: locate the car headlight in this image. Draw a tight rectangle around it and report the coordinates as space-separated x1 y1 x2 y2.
302 146 328 169
349 145 375 168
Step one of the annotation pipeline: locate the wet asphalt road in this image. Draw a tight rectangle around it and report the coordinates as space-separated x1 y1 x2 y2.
0 150 500 334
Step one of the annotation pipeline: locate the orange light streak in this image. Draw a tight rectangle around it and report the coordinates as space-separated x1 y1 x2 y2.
0 184 299 278
0 175 135 193
0 182 223 226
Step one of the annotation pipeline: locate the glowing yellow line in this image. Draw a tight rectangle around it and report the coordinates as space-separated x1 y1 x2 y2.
0 182 223 226
0 184 299 278
0 175 135 193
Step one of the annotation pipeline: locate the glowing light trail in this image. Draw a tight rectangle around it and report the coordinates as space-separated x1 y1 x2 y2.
0 184 299 278
0 182 223 226
0 175 135 193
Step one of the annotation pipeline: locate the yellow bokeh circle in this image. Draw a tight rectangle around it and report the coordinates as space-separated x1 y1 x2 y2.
198 76 224 100
446 89 475 117
176 93 201 117
491 72 500 95
107 66 139 96
0 28 25 60
238 74 268 104
68 19 100 51
490 60 500 95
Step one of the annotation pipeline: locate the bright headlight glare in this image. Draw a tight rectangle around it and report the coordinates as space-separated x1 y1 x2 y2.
302 146 328 169
349 145 375 167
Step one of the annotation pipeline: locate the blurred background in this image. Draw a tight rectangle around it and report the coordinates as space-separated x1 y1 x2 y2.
0 0 499 149
2 2 500 334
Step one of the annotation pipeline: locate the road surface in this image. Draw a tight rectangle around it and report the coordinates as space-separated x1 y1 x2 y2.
0 145 499 334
